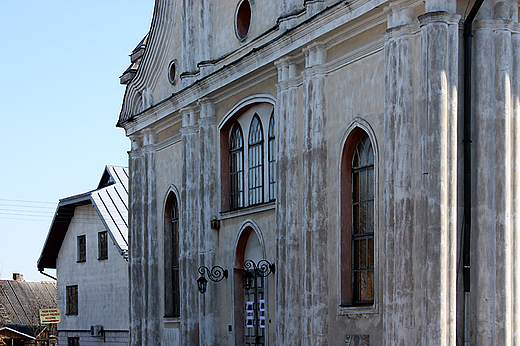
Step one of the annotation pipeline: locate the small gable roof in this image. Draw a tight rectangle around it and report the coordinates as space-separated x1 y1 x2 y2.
37 166 129 271
0 280 56 329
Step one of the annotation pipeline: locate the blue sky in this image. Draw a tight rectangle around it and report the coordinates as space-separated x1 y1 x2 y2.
0 1 154 281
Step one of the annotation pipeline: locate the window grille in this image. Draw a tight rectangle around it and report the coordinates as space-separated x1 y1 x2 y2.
98 231 108 260
77 235 86 262
230 123 244 209
248 115 264 205
268 114 276 201
66 285 78 315
351 134 374 304
171 196 180 317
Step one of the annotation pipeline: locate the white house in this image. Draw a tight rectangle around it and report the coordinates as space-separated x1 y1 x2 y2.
38 166 129 345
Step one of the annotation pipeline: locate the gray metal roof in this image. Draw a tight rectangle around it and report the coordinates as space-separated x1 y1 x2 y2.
38 166 129 270
90 166 129 256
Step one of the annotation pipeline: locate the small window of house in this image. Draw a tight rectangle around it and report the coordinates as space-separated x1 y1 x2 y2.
68 337 79 346
77 235 86 263
98 231 108 260
235 0 251 41
66 285 78 315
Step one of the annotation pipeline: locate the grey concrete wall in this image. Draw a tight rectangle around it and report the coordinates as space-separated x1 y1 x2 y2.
119 0 520 345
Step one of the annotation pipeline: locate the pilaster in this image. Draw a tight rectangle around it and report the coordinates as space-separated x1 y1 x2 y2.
128 134 144 346
180 105 200 346
197 98 220 346
472 8 520 344
128 129 159 345
274 56 301 346
198 1 213 77
143 128 160 345
302 43 329 345
181 0 197 86
417 10 460 346
382 11 417 344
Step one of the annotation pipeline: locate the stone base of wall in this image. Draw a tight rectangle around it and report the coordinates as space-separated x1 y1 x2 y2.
58 330 130 345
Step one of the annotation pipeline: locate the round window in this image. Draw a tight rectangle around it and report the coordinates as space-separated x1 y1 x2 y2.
235 0 251 41
168 60 177 85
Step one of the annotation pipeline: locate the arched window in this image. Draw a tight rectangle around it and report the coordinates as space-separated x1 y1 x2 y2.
341 130 375 306
164 192 180 317
268 114 276 201
230 123 244 209
248 115 264 205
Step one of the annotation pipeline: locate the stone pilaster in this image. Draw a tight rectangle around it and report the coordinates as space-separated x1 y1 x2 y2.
181 0 197 86
198 1 213 77
128 129 159 346
382 3 417 343
197 98 220 346
472 2 520 343
304 0 325 18
275 57 301 346
143 129 160 345
128 134 144 346
417 10 460 346
302 43 328 345
180 106 200 346
278 0 304 32
513 18 520 344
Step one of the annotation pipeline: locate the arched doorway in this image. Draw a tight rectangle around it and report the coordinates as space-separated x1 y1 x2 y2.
234 226 269 346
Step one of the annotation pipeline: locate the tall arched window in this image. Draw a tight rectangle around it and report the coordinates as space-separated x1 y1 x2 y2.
341 130 375 307
351 134 374 304
248 115 264 205
230 123 244 209
268 114 276 201
164 192 180 317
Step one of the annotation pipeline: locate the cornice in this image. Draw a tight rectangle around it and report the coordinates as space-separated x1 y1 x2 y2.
472 19 520 32
121 0 390 135
417 11 462 27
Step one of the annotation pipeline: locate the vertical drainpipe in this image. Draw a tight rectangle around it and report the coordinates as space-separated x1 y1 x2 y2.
463 1 484 345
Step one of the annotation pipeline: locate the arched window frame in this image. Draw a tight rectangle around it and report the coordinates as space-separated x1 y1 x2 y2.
340 124 378 312
248 114 264 206
268 113 276 201
164 190 180 318
218 96 276 212
230 123 245 210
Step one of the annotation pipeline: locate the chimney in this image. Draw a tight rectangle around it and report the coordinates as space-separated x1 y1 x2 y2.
12 273 24 281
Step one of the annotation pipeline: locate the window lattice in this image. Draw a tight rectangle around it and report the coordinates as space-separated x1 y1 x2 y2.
268 114 276 201
248 115 264 205
230 123 244 209
351 134 374 304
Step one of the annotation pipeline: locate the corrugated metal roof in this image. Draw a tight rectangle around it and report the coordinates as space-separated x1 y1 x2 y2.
91 166 129 256
37 166 129 270
0 280 56 327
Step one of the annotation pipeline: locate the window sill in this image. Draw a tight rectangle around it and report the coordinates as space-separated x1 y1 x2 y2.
220 201 275 220
338 303 378 316
163 317 180 329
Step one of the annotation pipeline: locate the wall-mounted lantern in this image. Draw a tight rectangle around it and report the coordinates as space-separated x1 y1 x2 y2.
210 218 220 230
242 259 275 291
197 265 228 294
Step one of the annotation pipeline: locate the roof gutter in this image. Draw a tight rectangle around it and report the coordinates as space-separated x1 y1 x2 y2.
462 0 484 344
38 269 57 281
